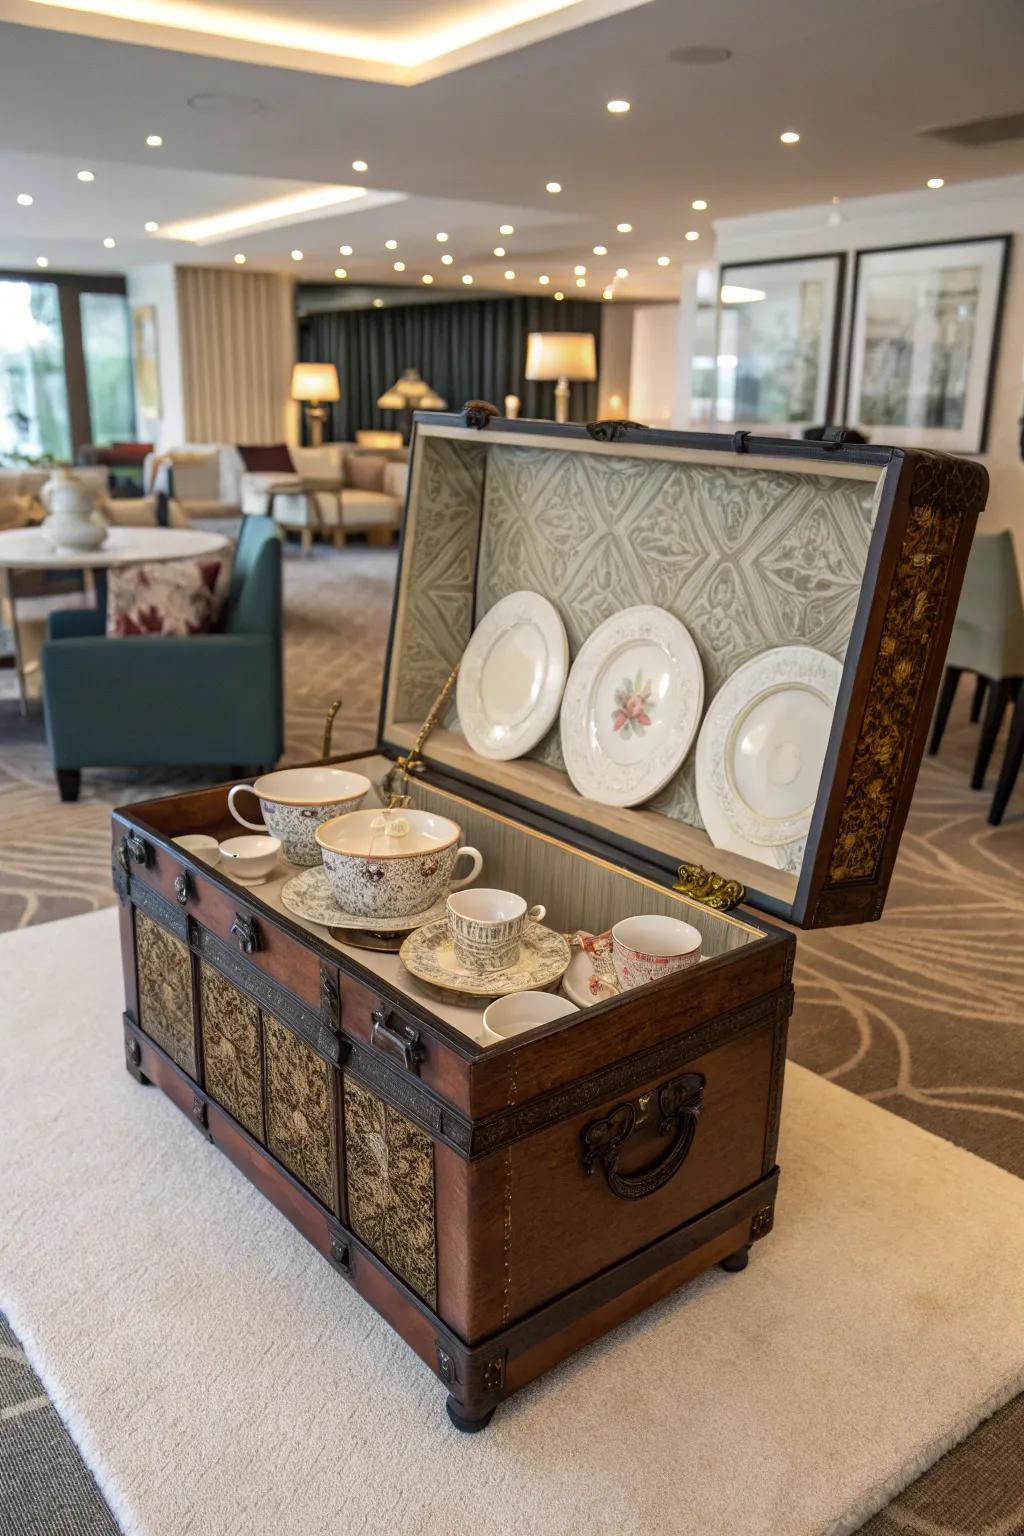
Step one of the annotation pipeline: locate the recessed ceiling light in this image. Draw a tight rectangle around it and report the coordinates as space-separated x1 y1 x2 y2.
436 231 448 242
36 256 48 268
574 264 586 275
385 239 398 250
234 253 246 264
545 181 562 193
290 249 303 261
602 286 614 300
606 99 630 114
554 291 565 301
422 274 434 284
335 267 347 278
927 177 945 189
16 193 33 206
393 260 405 271
685 230 699 241
616 222 632 233
593 244 607 255
441 253 454 265
339 244 353 256
657 256 671 266
103 236 116 249
145 220 159 232
146 134 163 147
575 277 586 287
462 274 473 284
352 160 368 173
780 130 800 144
504 270 515 280
499 223 514 235
77 170 95 182
615 267 628 278
539 274 550 285
373 298 384 307
494 246 505 257
691 198 707 211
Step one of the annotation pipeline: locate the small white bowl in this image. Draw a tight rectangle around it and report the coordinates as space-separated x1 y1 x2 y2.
481 990 578 1044
173 833 221 866
218 834 282 883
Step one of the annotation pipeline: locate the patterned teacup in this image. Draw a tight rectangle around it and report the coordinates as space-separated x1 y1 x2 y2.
447 888 546 973
611 915 701 991
316 807 482 919
228 767 370 867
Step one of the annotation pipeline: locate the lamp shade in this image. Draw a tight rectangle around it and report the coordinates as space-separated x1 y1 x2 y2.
525 332 597 382
291 362 340 402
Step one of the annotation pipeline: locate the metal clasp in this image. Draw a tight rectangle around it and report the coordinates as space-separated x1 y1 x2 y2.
673 862 745 911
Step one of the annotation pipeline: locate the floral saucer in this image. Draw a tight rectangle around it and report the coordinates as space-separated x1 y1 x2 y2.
561 930 620 1008
399 921 571 1000
280 865 446 933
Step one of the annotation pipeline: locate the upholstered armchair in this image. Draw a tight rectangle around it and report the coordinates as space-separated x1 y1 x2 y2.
41 516 283 801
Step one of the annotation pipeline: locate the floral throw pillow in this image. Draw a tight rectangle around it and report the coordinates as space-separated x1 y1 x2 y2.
106 558 224 637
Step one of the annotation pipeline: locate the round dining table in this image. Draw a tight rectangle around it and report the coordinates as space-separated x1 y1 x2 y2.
0 524 230 714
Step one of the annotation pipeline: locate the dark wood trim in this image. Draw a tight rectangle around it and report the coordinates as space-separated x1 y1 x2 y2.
717 251 847 423
842 234 1012 453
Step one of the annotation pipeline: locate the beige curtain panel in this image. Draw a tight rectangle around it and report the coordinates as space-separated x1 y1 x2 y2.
177 266 293 443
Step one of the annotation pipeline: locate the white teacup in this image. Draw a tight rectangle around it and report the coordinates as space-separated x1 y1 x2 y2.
481 991 578 1043
228 767 370 868
447 888 546 973
219 834 282 883
611 915 702 991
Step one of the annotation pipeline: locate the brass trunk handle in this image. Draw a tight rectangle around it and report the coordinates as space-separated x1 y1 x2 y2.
581 1073 705 1200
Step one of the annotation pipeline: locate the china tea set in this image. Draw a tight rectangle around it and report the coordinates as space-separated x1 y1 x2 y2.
175 764 703 1031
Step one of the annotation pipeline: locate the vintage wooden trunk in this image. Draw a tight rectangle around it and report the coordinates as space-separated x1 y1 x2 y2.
112 413 987 1429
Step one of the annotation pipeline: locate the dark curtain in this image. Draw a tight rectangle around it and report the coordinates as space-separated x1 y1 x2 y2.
298 295 601 442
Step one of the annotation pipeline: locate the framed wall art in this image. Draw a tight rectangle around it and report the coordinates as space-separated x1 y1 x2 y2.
714 254 844 434
131 303 161 421
845 236 1010 453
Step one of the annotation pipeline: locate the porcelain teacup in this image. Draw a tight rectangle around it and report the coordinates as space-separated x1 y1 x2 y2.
611 914 702 991
447 888 546 973
228 767 370 867
218 834 282 883
316 807 482 919
480 990 578 1044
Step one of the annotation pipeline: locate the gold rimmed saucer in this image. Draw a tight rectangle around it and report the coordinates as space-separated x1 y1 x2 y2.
399 921 571 1001
280 866 446 933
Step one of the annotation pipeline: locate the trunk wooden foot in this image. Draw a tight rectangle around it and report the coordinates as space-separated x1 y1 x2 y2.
445 1397 496 1434
719 1245 750 1273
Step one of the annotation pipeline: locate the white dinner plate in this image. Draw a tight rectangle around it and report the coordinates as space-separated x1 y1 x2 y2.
456 591 569 761
695 645 843 870
559 606 705 808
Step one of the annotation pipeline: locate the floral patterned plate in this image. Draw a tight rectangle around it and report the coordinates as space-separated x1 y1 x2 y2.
695 645 843 871
280 866 446 932
400 921 571 1000
456 590 569 761
559 605 704 807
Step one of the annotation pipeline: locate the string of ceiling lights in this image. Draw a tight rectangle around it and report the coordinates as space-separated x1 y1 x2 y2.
9 110 950 283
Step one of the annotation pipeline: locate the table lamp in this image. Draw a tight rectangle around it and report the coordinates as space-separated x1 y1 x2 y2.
525 332 597 423
377 367 447 441
291 362 340 446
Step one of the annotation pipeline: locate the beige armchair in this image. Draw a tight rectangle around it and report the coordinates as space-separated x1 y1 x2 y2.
239 443 408 551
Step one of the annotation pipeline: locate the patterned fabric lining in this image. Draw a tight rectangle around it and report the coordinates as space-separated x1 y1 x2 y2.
135 910 195 1076
343 1077 437 1307
199 963 264 1142
263 1012 337 1214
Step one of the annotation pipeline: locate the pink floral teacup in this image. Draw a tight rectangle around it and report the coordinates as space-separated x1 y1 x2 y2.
611 915 701 991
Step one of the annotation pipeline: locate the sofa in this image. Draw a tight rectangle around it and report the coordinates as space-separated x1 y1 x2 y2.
0 466 187 531
142 444 244 519
239 443 409 549
42 515 283 800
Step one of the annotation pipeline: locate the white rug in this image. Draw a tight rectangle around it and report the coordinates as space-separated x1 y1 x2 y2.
2 909 1024 1536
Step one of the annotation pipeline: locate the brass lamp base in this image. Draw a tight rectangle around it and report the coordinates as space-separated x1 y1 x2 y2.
304 401 329 446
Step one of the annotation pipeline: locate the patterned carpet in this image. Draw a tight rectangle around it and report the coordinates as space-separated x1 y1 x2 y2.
0 535 1021 1534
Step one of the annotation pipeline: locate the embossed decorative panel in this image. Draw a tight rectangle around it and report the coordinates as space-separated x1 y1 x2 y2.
263 1011 337 1213
135 910 196 1076
344 1077 436 1307
199 962 264 1142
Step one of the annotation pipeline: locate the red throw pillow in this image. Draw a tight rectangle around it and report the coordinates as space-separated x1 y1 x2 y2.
346 454 387 492
239 443 295 473
106 558 225 636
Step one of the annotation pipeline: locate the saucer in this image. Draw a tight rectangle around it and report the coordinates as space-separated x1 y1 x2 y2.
400 921 571 1000
561 949 620 1008
280 865 447 932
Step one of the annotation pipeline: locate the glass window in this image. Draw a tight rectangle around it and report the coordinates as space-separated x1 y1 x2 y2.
80 291 136 445
0 280 71 462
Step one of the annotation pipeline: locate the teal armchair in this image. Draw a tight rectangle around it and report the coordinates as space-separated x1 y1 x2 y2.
42 516 283 801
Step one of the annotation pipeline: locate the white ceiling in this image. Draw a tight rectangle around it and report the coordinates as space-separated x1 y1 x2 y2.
0 0 1022 299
